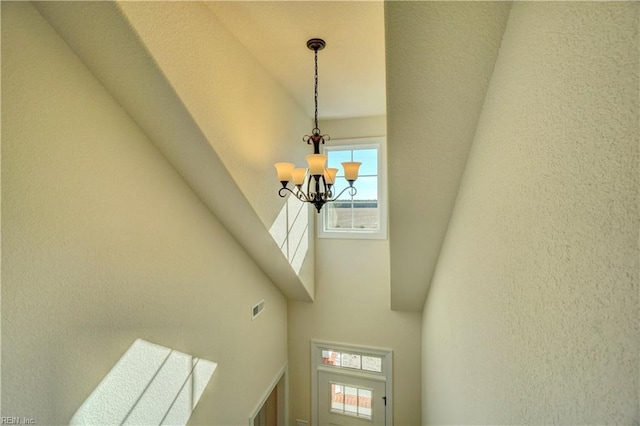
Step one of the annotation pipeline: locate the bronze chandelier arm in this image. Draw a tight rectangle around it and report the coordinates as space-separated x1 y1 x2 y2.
327 185 357 202
278 186 312 202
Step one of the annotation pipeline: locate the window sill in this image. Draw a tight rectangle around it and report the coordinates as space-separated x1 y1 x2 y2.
317 228 387 240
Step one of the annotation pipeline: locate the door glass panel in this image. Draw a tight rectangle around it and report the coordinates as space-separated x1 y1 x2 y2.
358 388 372 419
331 383 344 411
344 386 358 414
329 382 374 420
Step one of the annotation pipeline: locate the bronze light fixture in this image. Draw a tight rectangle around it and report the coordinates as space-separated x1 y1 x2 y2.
274 38 361 213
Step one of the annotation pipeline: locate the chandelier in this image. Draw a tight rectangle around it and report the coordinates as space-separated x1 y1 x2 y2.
274 38 361 213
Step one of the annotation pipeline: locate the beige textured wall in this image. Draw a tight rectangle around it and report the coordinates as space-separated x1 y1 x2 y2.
115 1 316 296
422 2 639 424
33 1 314 302
385 1 512 311
1 3 287 424
117 1 312 230
288 117 423 425
319 116 387 140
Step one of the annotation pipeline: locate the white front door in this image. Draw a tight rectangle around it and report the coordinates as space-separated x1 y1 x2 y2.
318 370 386 426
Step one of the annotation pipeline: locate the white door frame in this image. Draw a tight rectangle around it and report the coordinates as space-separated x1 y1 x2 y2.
311 340 393 425
249 363 288 426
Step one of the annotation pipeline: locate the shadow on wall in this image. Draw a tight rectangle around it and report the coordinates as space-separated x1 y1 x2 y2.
70 339 217 425
269 195 309 274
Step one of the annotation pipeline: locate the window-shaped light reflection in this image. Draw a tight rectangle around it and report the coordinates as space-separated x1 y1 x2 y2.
70 339 217 426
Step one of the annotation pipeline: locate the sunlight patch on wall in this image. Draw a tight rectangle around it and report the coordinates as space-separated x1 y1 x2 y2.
269 195 308 274
71 339 217 425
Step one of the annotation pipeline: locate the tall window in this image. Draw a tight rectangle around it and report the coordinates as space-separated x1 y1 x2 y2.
319 138 387 239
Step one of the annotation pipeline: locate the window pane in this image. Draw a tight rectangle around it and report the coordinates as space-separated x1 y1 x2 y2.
325 200 353 230
358 388 372 418
353 176 377 201
330 180 351 201
325 203 341 229
341 353 361 369
327 150 352 172
331 383 344 412
325 203 342 229
322 350 340 366
353 205 379 230
353 148 377 176
344 387 358 414
353 176 378 230
362 356 382 373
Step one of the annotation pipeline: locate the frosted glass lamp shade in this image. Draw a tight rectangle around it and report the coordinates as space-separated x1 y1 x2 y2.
323 168 339 185
342 162 362 181
291 168 307 186
274 162 295 183
306 154 327 176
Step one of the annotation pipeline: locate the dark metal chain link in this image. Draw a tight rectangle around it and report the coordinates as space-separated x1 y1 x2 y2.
314 47 319 131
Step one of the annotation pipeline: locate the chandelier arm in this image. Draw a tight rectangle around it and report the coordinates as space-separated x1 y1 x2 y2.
328 185 357 202
278 187 296 198
297 190 310 202
278 186 311 202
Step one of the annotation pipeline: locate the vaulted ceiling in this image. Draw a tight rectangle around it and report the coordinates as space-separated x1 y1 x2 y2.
35 1 512 311
206 1 387 120
206 1 512 310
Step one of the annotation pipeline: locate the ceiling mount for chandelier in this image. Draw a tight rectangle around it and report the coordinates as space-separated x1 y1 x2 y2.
274 38 361 213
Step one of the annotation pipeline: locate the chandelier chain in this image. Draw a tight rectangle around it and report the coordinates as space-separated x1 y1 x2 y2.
314 47 319 131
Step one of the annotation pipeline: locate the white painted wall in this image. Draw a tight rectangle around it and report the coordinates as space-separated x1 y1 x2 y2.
422 2 639 424
288 116 423 424
2 3 287 424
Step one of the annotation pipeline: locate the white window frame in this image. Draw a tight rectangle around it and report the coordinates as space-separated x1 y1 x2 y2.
318 137 387 240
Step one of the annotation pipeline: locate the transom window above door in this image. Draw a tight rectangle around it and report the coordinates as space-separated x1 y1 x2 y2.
321 350 383 373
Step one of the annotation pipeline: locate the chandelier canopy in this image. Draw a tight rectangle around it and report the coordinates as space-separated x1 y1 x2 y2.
274 38 361 213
